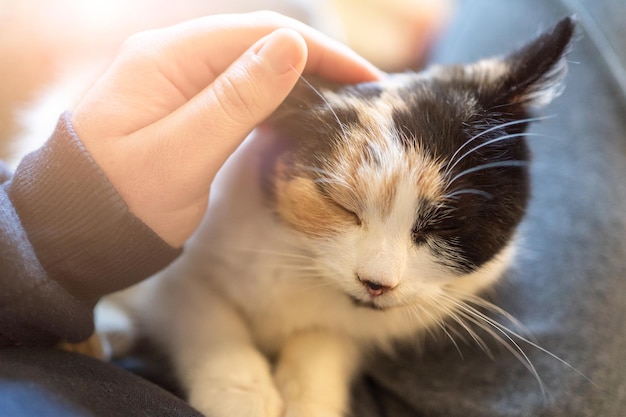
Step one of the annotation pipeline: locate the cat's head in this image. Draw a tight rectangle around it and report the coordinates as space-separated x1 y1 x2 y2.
263 17 575 310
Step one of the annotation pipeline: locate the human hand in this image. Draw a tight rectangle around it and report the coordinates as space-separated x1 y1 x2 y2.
71 11 381 247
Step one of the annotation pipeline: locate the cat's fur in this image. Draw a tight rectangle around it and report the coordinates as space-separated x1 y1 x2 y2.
102 18 575 417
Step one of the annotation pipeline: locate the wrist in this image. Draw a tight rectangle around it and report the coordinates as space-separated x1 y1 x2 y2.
9 112 182 302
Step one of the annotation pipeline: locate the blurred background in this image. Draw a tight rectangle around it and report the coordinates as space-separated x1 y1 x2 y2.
0 0 454 165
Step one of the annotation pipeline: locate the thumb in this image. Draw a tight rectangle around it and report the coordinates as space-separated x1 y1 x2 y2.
208 28 308 127
152 28 307 176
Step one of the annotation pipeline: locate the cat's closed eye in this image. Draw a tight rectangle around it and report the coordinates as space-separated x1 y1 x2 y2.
330 200 362 226
313 180 362 226
413 216 466 243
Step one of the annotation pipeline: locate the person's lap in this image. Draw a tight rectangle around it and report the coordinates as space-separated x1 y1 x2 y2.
0 347 201 417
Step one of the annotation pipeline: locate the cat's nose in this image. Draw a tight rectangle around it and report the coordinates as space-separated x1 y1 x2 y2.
357 276 394 297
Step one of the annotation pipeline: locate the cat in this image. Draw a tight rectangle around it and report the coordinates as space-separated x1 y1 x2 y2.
101 17 575 417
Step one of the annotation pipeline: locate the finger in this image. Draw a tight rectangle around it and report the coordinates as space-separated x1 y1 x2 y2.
159 11 381 95
144 28 307 180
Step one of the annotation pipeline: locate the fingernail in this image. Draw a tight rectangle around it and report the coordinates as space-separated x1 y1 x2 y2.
254 29 305 75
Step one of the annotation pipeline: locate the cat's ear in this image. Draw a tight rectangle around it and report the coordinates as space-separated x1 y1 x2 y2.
466 16 576 111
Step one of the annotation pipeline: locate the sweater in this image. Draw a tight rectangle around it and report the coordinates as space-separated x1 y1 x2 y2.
0 113 180 347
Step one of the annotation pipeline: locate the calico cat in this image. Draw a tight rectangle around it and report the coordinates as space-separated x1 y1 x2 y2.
103 17 575 417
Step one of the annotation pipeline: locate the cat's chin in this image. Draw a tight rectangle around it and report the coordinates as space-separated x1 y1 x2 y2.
348 294 401 311
349 295 383 310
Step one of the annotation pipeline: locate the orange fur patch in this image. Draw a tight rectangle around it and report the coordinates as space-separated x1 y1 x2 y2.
275 175 358 239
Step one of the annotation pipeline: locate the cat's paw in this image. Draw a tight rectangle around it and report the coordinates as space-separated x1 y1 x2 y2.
189 379 284 417
93 298 137 359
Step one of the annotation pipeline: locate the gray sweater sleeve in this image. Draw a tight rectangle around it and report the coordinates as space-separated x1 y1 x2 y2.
0 113 181 347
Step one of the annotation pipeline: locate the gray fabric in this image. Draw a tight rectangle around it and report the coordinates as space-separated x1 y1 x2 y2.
0 347 202 417
351 0 626 416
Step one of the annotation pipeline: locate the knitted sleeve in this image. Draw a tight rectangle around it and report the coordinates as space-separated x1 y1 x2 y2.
0 112 181 346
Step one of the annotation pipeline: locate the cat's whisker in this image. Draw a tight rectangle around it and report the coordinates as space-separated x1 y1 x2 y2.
432 300 495 359
444 189 494 201
289 277 331 289
413 301 464 358
443 289 532 338
446 132 551 175
439 291 595 397
296 73 349 140
459 308 547 397
446 295 531 338
207 246 330 277
276 267 326 276
400 304 438 342
447 160 529 187
445 115 555 176
428 306 475 351
447 295 592 385
437 295 547 397
286 272 350 293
